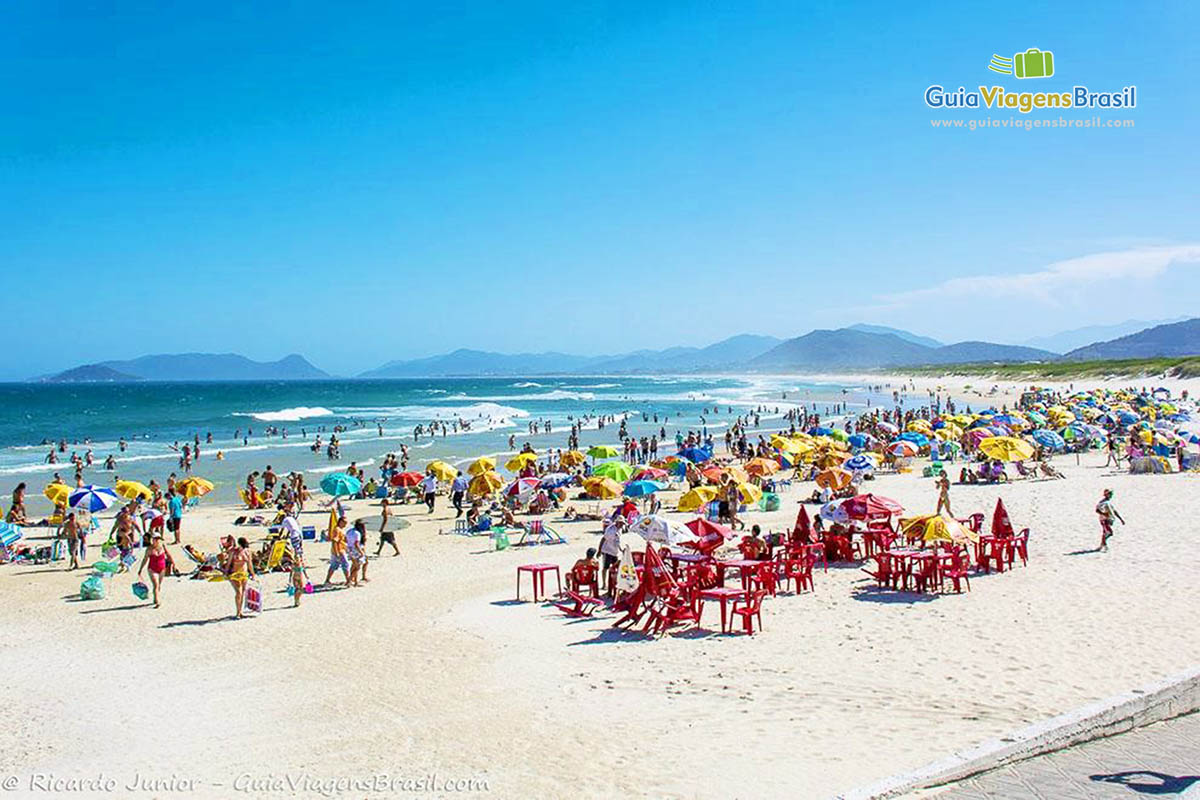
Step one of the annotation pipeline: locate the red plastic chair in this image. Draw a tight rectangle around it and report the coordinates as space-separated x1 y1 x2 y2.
1013 529 1030 566
731 589 767 635
939 548 971 593
566 562 600 597
747 561 778 597
784 556 814 593
861 553 895 589
912 555 940 593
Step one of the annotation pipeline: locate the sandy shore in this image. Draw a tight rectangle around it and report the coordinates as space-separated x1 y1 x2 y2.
1 375 1198 799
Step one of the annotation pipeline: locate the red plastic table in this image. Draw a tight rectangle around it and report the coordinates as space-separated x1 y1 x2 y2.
698 587 745 633
715 558 762 589
516 563 562 602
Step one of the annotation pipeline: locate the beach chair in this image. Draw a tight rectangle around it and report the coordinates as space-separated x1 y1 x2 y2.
565 562 600 597
554 589 604 618
730 590 767 635
453 519 471 535
939 547 971 593
517 520 566 546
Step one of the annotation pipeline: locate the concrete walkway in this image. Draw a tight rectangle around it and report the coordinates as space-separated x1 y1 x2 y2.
931 712 1200 799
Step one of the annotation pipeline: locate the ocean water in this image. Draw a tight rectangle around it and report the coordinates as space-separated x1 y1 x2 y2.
0 376 875 509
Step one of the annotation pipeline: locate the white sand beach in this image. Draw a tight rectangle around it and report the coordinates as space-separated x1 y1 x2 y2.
1 376 1198 799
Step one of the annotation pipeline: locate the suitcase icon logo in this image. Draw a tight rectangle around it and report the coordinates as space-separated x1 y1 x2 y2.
988 48 1055 79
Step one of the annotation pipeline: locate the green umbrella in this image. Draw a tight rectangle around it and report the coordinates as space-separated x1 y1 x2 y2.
587 444 620 459
593 461 634 482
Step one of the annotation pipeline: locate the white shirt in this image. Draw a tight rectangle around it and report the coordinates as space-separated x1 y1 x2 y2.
600 523 622 557
421 476 438 494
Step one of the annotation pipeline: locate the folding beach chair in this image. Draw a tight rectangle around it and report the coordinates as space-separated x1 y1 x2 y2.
517 519 566 546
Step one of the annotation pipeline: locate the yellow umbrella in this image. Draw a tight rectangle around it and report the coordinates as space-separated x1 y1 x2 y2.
583 476 622 500
115 480 153 501
744 457 780 476
43 482 71 505
560 450 586 467
900 513 979 544
177 477 214 498
505 452 538 472
977 436 1035 462
677 486 719 512
427 461 457 481
736 482 763 504
770 435 803 453
906 420 932 434
468 470 504 495
467 456 496 476
815 467 853 490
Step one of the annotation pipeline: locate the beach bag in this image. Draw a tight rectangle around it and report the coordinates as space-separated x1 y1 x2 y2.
616 546 639 594
244 581 263 614
131 582 149 600
759 492 781 512
80 575 106 600
51 540 65 561
493 530 509 551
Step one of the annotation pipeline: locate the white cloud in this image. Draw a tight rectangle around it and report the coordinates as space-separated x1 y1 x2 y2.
877 244 1200 308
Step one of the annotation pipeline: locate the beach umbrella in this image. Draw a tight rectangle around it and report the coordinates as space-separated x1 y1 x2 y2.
702 465 748 484
847 433 871 449
537 472 572 488
819 501 850 525
560 450 587 467
623 480 666 498
467 457 496 476
683 517 733 543
43 482 71 505
876 421 899 435
809 426 833 437
593 461 635 482
897 432 929 447
468 471 504 496
900 513 978 545
677 447 711 463
843 454 877 472
677 486 719 512
320 472 361 497
583 476 622 500
906 420 933 434
978 436 1035 462
770 435 803 453
887 440 919 458
505 477 541 500
68 485 119 513
1030 429 1066 451
744 457 780 476
632 466 669 481
505 452 538 472
629 515 697 546
992 498 1015 538
0 520 23 549
140 508 163 522
828 429 849 442
390 471 424 487
177 477 214 498
427 461 457 481
586 445 620 460
115 480 153 501
815 467 853 491
842 493 904 519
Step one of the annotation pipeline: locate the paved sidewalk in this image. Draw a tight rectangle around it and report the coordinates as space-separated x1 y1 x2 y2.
932 712 1200 799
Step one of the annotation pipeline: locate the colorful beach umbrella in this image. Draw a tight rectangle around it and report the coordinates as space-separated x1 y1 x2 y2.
115 480 153 501
843 454 877 472
177 477 214 498
468 471 504 495
427 461 457 481
628 515 697 546
586 445 620 460
592 461 635 482
887 440 919 458
320 472 361 497
505 477 541 499
390 471 424 488
677 447 711 463
68 485 119 513
978 436 1035 462
842 493 904 519
622 480 666 498
467 457 496 476
560 450 587 467
583 476 622 500
505 452 538 472
744 457 780 476
43 482 71 505
815 467 853 491
677 486 719 512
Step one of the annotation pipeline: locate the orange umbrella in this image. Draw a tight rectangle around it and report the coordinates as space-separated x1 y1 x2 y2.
744 457 780 476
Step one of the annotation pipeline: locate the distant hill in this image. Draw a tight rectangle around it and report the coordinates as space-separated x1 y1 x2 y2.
42 353 330 382
42 364 142 383
362 335 782 377
1063 318 1200 360
845 324 943 349
1022 317 1189 354
749 329 1055 371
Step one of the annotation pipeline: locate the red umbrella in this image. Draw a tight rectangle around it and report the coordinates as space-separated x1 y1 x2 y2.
842 493 904 519
632 467 669 481
389 471 424 488
682 518 734 554
791 505 812 542
992 497 1014 538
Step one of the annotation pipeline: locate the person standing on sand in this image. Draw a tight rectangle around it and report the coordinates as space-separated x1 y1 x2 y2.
137 535 173 608
936 474 952 516
167 488 184 544
227 537 255 618
324 515 350 585
451 471 468 517
376 497 399 556
346 519 369 587
62 512 80 570
420 470 438 514
281 504 307 607
1095 489 1125 551
1103 435 1122 468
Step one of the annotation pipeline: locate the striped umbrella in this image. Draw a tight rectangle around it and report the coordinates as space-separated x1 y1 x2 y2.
68 485 119 513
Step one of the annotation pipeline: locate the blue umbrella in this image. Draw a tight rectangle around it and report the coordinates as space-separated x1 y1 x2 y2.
847 433 869 449
623 480 667 498
68 485 119 513
678 447 711 463
538 472 571 489
1031 429 1065 450
897 432 929 447
320 472 362 497
809 426 833 437
0 520 22 549
843 454 876 471
667 460 689 477
1118 411 1140 425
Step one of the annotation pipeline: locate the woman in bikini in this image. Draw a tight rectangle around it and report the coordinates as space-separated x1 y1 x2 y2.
227 536 256 618
137 535 173 608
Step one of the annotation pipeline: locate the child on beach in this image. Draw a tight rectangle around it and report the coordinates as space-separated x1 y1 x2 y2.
1095 489 1125 552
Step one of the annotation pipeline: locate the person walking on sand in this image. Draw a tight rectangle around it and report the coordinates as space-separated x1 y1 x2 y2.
167 487 184 544
227 536 255 618
281 504 307 607
375 497 399 556
451 471 468 517
324 515 350 585
62 511 80 570
137 534 173 608
346 519 369 586
935 474 952 516
1103 435 1122 468
420 470 438 514
1095 489 1124 552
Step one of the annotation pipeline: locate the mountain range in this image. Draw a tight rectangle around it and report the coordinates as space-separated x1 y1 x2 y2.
38 318 1200 381
1021 317 1190 354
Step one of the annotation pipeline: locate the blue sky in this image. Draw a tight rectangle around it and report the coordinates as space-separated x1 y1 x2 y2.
3 1 1198 378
